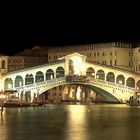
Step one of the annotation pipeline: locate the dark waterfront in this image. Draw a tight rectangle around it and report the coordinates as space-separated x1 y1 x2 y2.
0 104 140 140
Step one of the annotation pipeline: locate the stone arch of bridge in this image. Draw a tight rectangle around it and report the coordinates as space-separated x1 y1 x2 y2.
38 83 121 103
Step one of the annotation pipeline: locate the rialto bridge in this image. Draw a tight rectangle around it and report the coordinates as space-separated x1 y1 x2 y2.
0 53 140 103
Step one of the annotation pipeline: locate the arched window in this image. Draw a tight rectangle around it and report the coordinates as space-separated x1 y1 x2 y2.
106 72 115 83
25 74 34 85
137 80 140 89
2 60 5 69
15 76 23 87
35 71 44 83
96 70 105 80
4 78 13 89
126 77 135 88
86 67 95 77
46 69 54 80
116 75 125 85
56 67 65 78
69 59 74 75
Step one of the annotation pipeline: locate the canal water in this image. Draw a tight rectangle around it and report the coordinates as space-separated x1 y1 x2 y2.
0 104 140 140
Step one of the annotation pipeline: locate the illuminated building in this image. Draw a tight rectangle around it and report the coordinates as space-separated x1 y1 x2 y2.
0 42 140 103
46 42 140 102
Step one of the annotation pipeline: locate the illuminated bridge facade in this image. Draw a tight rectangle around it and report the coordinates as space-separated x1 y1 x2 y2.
1 53 140 103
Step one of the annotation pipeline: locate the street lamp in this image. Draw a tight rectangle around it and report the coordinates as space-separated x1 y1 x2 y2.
0 93 6 113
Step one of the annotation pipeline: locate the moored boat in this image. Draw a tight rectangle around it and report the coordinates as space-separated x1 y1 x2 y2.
126 101 140 106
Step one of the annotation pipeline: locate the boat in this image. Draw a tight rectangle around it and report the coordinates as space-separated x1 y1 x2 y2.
126 92 140 106
3 102 30 107
126 100 140 106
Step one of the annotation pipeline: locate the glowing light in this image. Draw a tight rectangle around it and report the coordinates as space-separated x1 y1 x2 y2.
76 86 81 100
0 94 6 99
19 82 22 86
8 83 12 89
50 75 53 79
119 80 122 84
70 56 85 75
96 75 99 78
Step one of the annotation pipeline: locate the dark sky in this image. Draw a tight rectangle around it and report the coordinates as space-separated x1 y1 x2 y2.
1 7 140 56
1 27 140 56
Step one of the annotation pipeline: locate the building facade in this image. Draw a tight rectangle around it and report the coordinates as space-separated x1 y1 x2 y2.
48 42 133 71
133 47 140 73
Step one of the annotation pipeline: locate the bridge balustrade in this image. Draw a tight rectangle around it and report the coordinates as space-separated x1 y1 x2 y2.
36 81 46 85
66 75 87 83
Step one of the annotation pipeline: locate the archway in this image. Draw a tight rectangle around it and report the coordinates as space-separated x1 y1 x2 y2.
106 72 115 83
126 77 135 88
96 70 105 80
15 76 23 87
25 74 34 85
2 60 5 69
69 59 74 75
136 80 140 89
46 69 54 80
56 67 65 78
86 67 95 78
62 86 69 100
116 75 125 85
4 78 13 89
35 71 44 83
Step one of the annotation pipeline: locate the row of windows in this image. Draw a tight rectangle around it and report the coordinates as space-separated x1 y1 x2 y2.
49 50 135 61
8 59 23 63
8 59 46 64
49 43 131 52
49 54 65 60
48 50 135 62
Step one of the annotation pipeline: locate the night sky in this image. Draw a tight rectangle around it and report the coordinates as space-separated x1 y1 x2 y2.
1 7 140 56
1 28 139 56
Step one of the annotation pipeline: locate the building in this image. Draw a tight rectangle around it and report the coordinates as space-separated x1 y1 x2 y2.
48 42 133 71
16 46 49 57
8 56 48 72
132 44 140 73
0 54 9 74
46 42 138 102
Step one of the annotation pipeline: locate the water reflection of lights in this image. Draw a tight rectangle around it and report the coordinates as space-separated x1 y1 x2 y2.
65 105 88 139
0 109 6 124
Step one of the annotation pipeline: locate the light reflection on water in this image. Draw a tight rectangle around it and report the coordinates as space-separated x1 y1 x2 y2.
0 104 140 140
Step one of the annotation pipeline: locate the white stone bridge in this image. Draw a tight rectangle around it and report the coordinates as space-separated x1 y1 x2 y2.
1 53 140 103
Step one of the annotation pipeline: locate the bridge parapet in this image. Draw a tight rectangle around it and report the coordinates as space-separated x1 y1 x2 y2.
14 77 66 91
66 75 135 92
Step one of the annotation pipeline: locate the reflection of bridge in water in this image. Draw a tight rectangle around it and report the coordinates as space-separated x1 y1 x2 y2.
1 52 140 104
